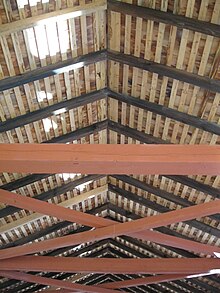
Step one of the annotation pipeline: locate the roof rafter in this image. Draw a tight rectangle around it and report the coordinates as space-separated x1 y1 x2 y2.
108 90 220 136
0 50 106 91
109 183 220 236
2 87 218 138
100 274 190 289
85 273 169 293
108 0 220 38
0 89 107 133
111 176 219 223
108 50 220 93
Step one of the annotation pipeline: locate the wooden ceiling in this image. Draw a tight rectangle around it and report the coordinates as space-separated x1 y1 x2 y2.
0 0 219 292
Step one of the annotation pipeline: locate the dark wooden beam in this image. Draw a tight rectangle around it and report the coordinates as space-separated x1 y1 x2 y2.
0 89 107 133
108 120 168 144
84 274 151 293
108 50 220 93
0 50 107 91
108 90 220 136
0 173 50 192
108 0 220 38
47 119 108 144
0 120 107 192
109 184 168 212
108 120 220 198
109 239 147 259
112 176 220 236
165 175 220 199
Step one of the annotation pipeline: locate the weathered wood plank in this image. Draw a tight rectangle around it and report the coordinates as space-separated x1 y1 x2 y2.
0 0 107 35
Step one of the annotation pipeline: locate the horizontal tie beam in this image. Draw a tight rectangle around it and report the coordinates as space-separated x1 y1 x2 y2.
0 257 219 274
0 144 219 175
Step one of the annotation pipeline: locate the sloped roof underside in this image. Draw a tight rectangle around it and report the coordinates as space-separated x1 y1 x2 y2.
0 0 219 292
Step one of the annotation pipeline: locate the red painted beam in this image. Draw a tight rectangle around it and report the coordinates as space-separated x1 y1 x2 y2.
39 289 71 293
0 198 219 260
0 144 219 174
0 257 219 274
41 291 72 293
1 189 219 257
0 270 121 293
0 188 106 228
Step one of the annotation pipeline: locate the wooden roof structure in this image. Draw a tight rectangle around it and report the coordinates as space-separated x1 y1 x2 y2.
0 0 220 292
